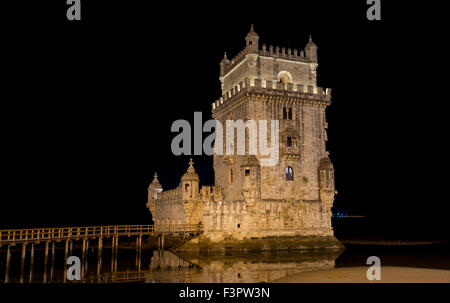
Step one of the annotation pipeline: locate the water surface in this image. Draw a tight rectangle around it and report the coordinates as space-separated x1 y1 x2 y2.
1 242 449 283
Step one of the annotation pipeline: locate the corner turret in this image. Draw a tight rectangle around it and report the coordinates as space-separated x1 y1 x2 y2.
219 52 229 77
305 35 318 62
147 172 163 216
181 158 199 200
245 24 259 52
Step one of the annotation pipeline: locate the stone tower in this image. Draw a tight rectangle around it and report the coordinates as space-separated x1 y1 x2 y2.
148 26 342 251
206 25 338 246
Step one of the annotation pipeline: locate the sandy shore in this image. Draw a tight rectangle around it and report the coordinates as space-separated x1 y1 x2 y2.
271 266 450 283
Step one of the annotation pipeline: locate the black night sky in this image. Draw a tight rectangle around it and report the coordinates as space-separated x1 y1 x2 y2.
1 1 447 240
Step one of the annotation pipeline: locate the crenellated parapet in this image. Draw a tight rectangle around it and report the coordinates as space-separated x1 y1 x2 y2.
221 45 312 77
221 34 317 77
221 48 248 76
212 77 332 113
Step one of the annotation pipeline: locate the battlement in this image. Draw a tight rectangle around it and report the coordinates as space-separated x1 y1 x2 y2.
221 44 311 77
212 77 331 112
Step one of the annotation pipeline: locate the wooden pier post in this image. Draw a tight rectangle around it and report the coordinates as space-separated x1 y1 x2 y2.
5 245 11 283
81 238 86 280
29 243 34 283
135 237 139 267
97 237 102 277
44 241 49 265
114 236 119 273
84 239 89 276
50 242 55 282
63 239 69 282
110 239 114 273
111 237 115 256
43 241 49 283
69 240 73 256
85 238 89 261
82 238 86 263
20 243 26 283
64 239 69 261
97 253 102 277
138 235 142 272
21 243 26 268
98 237 103 258
51 242 55 262
161 234 165 250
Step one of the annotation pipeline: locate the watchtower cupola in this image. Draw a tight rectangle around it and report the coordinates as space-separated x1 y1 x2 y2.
245 24 259 52
181 158 199 200
220 52 229 76
148 172 163 200
305 35 318 63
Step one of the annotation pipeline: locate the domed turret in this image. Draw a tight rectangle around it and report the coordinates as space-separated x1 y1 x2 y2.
245 24 259 52
181 158 199 200
181 158 199 182
220 52 230 76
305 35 318 62
319 155 334 190
148 172 163 200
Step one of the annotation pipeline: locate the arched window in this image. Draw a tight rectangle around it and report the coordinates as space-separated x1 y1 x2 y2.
278 71 293 89
286 137 292 147
282 107 287 119
185 183 190 192
286 166 294 181
288 108 293 120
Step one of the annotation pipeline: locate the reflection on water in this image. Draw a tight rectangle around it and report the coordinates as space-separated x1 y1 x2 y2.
0 246 343 283
148 250 342 283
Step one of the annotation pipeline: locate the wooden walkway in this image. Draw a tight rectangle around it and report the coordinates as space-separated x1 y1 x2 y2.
0 224 202 246
0 224 203 283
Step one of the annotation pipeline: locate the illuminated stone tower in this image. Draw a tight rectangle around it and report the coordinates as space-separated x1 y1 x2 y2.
206 25 338 246
148 26 342 251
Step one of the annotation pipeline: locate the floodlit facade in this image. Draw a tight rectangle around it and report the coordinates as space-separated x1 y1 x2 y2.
147 26 342 251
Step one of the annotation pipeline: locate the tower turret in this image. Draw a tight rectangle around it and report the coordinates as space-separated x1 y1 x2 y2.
319 155 336 228
219 52 229 77
148 172 163 199
147 172 163 215
181 158 199 200
305 35 318 62
245 24 259 52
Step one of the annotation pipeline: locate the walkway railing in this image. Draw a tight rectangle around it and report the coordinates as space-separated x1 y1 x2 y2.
0 224 203 246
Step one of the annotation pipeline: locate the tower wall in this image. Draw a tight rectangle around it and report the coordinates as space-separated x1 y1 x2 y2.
221 54 317 94
207 74 335 242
